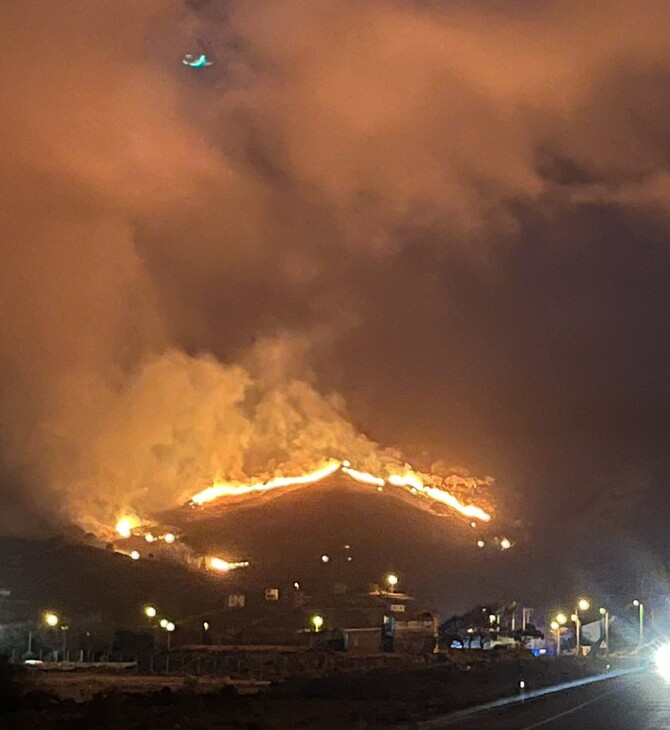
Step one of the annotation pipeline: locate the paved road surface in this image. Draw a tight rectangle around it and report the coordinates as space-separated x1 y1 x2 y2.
424 670 670 729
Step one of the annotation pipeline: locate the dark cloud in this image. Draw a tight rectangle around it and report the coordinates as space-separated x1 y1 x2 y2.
1 0 670 565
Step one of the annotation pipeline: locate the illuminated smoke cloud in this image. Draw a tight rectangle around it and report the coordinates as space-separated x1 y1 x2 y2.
2 0 670 533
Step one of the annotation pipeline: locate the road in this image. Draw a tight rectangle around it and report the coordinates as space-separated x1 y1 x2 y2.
419 670 670 729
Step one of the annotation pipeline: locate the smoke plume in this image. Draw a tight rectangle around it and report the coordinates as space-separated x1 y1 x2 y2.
2 0 670 533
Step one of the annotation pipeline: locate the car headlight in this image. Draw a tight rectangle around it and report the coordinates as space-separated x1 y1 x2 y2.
654 644 670 681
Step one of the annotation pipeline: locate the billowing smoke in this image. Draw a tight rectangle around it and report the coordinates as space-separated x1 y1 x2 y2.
2 0 670 534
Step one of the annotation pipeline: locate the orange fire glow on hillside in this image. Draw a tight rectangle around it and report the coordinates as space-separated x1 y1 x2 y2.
190 460 342 506
115 515 141 538
190 461 492 523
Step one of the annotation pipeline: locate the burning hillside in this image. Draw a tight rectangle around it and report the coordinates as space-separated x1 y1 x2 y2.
18 345 497 545
189 459 492 522
112 451 495 546
109 458 505 578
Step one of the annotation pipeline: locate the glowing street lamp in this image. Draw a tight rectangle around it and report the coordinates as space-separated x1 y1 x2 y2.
574 598 590 655
311 615 324 633
44 612 59 628
552 612 568 655
633 600 644 646
144 606 157 619
164 621 175 651
159 619 168 629
386 574 399 593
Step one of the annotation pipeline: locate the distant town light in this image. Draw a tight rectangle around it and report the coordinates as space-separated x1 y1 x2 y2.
386 574 399 588
130 550 140 560
633 599 640 607
477 540 485 548
145 533 155 543
555 612 568 625
164 533 176 544
500 538 512 550
470 522 477 528
44 612 59 627
577 598 590 612
293 582 300 590
144 606 157 618
311 615 324 632
160 619 168 628
166 622 175 632
550 621 559 630
203 621 209 631
599 607 607 615
321 554 330 564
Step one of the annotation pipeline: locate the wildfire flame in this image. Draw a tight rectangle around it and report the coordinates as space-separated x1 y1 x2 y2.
389 470 492 523
190 460 342 506
115 515 141 538
190 460 492 523
341 465 385 486
208 556 250 572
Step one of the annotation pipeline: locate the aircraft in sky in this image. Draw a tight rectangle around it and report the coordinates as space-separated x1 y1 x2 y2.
182 53 213 68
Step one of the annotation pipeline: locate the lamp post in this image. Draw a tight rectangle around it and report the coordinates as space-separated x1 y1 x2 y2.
165 621 175 650
574 598 590 655
386 574 398 594
311 615 324 633
44 612 59 661
633 600 644 647
552 612 568 656
599 607 609 654
61 625 69 661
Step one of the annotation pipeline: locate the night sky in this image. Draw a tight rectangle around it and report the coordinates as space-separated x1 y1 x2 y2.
1 1 670 603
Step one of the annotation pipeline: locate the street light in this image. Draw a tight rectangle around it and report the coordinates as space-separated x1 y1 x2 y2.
144 606 157 619
599 607 610 654
44 612 59 627
552 613 568 656
633 600 644 646
311 615 324 633
165 622 175 651
574 599 590 655
386 574 398 593
61 625 69 659
159 619 168 628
